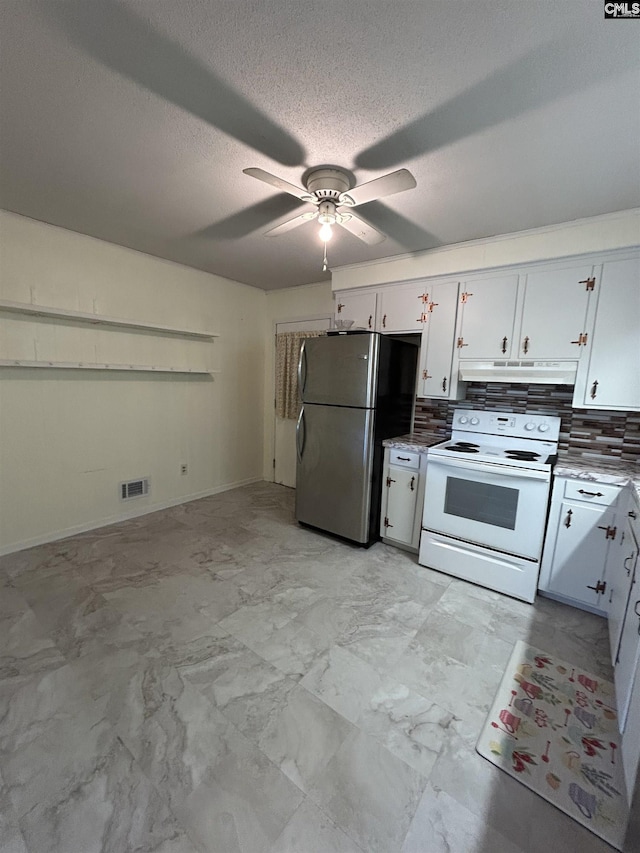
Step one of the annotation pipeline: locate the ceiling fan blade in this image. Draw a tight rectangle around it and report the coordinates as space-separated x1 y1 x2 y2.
264 213 316 237
243 169 312 202
346 169 416 207
43 1 305 167
337 214 386 245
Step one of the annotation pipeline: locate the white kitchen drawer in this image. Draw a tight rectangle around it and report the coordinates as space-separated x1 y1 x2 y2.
389 449 421 470
563 480 621 506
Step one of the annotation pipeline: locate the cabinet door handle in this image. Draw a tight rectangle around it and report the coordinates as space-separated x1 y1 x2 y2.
410 476 415 492
577 489 604 497
564 509 573 528
635 600 640 634
337 302 345 313
368 315 372 329
382 314 387 328
442 377 447 392
629 510 638 520
586 580 606 594
590 380 598 399
624 554 634 575
501 336 508 354
522 336 530 354
386 476 396 487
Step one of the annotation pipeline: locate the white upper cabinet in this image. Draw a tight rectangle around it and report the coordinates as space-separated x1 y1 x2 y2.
335 290 378 331
418 279 464 399
454 274 520 359
518 263 594 359
334 282 428 333
574 255 640 411
378 281 428 333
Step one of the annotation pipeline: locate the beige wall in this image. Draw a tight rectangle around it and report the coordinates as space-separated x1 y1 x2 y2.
331 208 640 290
0 211 266 553
262 281 334 480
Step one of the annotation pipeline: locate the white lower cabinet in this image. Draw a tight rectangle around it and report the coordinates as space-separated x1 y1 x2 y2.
380 447 427 552
538 478 622 613
608 513 639 664
611 496 640 733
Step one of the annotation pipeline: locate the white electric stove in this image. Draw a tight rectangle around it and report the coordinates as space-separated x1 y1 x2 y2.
419 409 561 603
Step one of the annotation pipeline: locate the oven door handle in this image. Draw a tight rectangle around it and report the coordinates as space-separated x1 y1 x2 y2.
426 455 551 481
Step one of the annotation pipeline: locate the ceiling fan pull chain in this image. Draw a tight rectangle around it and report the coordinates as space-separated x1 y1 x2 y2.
322 240 328 272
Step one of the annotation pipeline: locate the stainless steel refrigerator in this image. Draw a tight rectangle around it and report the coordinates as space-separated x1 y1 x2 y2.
295 331 418 545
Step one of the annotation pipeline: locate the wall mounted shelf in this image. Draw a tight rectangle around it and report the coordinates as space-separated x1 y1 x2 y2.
0 299 218 339
0 359 217 374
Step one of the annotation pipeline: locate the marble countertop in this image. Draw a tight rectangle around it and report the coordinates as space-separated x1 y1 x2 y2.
382 432 444 453
553 453 640 504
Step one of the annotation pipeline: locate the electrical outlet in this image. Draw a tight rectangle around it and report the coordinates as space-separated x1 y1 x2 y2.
180 464 188 475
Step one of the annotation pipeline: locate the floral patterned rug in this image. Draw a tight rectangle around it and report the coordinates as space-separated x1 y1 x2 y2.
476 641 628 850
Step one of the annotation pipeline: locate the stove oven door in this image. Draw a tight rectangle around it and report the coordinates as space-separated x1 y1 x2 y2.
422 455 551 560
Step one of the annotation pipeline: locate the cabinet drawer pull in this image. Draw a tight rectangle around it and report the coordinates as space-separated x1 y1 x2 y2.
586 580 606 594
397 456 411 462
564 509 573 528
578 489 604 497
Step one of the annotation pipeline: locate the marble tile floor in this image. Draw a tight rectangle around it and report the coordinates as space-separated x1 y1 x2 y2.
0 482 622 853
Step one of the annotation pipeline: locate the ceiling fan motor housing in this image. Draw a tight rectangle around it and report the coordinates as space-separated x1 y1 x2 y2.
305 168 351 201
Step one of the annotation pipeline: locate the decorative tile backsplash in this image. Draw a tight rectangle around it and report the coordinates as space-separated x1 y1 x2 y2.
414 383 640 461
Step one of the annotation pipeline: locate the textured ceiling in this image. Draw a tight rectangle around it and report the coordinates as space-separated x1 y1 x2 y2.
0 1 638 290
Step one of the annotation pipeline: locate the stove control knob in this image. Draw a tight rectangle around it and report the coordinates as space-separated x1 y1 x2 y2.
524 422 536 431
470 417 480 425
458 416 468 424
538 423 550 432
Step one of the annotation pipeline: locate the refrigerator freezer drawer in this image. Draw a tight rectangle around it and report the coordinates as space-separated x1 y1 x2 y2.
295 403 375 543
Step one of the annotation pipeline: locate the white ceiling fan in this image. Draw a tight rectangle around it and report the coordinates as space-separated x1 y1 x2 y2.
243 166 417 250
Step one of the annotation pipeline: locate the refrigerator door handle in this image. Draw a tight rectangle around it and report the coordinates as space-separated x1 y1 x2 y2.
296 406 305 462
298 340 307 397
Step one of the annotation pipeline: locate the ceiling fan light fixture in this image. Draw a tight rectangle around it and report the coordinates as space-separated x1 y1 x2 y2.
319 222 333 242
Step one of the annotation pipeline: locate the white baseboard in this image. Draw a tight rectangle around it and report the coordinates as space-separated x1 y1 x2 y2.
0 477 263 556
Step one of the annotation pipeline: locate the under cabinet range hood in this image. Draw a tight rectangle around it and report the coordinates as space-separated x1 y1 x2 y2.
458 360 578 385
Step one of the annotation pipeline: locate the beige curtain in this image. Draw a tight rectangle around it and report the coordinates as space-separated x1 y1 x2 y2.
275 330 326 419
